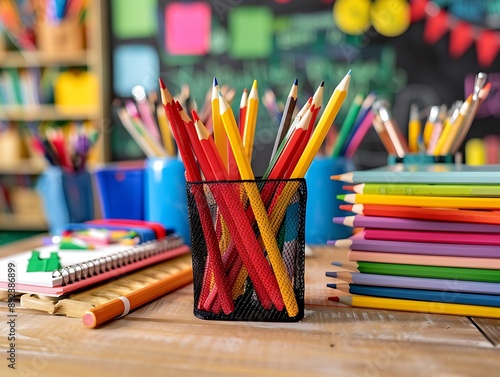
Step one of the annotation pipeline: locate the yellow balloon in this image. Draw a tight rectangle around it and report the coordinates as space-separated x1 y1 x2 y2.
371 0 411 37
333 0 372 36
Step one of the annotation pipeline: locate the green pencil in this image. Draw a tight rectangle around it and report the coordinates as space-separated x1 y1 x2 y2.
344 183 500 197
355 262 500 283
330 93 364 157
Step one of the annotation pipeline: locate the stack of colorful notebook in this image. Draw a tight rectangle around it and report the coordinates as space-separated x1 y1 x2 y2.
328 163 500 318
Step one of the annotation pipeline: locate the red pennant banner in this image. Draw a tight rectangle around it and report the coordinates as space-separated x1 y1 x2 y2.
449 22 474 58
423 9 448 44
411 0 429 22
476 30 500 67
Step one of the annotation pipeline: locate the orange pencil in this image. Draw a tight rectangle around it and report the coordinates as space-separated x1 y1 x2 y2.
82 265 193 328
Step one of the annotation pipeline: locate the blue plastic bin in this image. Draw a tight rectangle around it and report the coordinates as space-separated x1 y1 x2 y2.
94 162 145 220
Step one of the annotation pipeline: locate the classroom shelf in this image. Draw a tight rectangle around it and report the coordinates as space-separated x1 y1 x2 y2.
0 214 47 231
0 105 100 121
0 50 90 67
0 160 46 175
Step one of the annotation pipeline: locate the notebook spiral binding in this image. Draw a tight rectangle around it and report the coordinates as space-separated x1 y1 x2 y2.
51 234 183 286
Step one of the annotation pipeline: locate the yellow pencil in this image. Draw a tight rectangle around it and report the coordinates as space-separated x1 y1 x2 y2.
156 104 176 156
422 106 438 148
242 80 259 162
408 104 421 153
336 295 500 319
339 193 500 209
433 104 461 156
440 97 471 155
212 77 228 170
219 92 298 317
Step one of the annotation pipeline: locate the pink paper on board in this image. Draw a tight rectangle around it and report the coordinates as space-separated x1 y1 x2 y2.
165 2 211 55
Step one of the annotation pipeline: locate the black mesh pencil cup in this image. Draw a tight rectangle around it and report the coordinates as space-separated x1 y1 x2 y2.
187 178 306 322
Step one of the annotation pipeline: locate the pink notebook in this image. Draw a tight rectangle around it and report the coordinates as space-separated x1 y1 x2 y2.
0 235 189 296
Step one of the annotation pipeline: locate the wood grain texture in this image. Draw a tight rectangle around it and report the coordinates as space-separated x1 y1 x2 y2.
1 238 499 377
471 317 500 347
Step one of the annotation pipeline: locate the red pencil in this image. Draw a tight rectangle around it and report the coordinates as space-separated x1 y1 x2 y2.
341 203 500 225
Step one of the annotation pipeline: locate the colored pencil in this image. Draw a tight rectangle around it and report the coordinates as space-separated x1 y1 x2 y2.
327 272 500 295
270 79 298 162
131 85 162 144
347 250 500 270
219 91 298 316
341 203 500 225
291 71 350 179
333 284 500 307
408 104 421 153
242 80 259 162
451 72 488 154
343 110 376 158
239 88 248 138
345 182 500 197
338 193 500 209
422 105 438 148
375 100 409 158
212 77 227 170
266 72 350 242
333 215 500 233
330 236 500 258
342 92 377 156
363 228 500 246
330 295 500 319
330 93 364 157
371 104 397 154
156 104 176 156
82 265 193 328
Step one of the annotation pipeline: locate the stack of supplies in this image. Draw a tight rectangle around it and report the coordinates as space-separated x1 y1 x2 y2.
328 163 500 319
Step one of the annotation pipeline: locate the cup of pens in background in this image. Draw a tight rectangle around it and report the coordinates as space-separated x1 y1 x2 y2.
33 122 98 236
159 70 351 320
111 85 195 241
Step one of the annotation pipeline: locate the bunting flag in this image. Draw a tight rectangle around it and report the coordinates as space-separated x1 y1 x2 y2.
417 0 500 67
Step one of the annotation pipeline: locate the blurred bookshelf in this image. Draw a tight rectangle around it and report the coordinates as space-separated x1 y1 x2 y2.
0 0 110 231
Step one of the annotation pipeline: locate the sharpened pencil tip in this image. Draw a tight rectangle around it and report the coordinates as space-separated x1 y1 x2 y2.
252 80 258 89
342 185 354 191
339 204 353 212
213 77 218 86
320 81 324 87
330 175 341 180
158 78 166 89
337 194 346 201
347 69 352 75
191 110 200 122
328 296 340 302
327 283 338 289
326 271 338 278
332 261 343 267
293 78 298 85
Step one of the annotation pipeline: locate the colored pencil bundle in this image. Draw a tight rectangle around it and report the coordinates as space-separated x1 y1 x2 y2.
27 121 99 172
328 159 500 318
158 72 351 319
371 72 490 159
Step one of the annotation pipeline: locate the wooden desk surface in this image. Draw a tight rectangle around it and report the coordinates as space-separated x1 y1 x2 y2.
1 236 499 377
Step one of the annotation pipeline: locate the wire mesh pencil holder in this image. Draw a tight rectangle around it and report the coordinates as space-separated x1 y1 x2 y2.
187 178 307 322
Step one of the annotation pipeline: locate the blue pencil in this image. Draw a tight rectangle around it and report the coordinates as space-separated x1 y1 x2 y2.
336 284 500 308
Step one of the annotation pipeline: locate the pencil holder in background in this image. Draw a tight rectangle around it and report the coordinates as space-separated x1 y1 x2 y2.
36 17 85 56
304 156 355 244
144 157 190 245
36 166 94 236
387 154 455 165
94 162 145 220
187 179 306 322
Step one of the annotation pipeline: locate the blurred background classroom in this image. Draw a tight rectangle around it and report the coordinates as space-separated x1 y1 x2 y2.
0 0 499 244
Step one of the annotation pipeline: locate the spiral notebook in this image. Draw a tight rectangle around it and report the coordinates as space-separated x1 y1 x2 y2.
0 234 190 296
